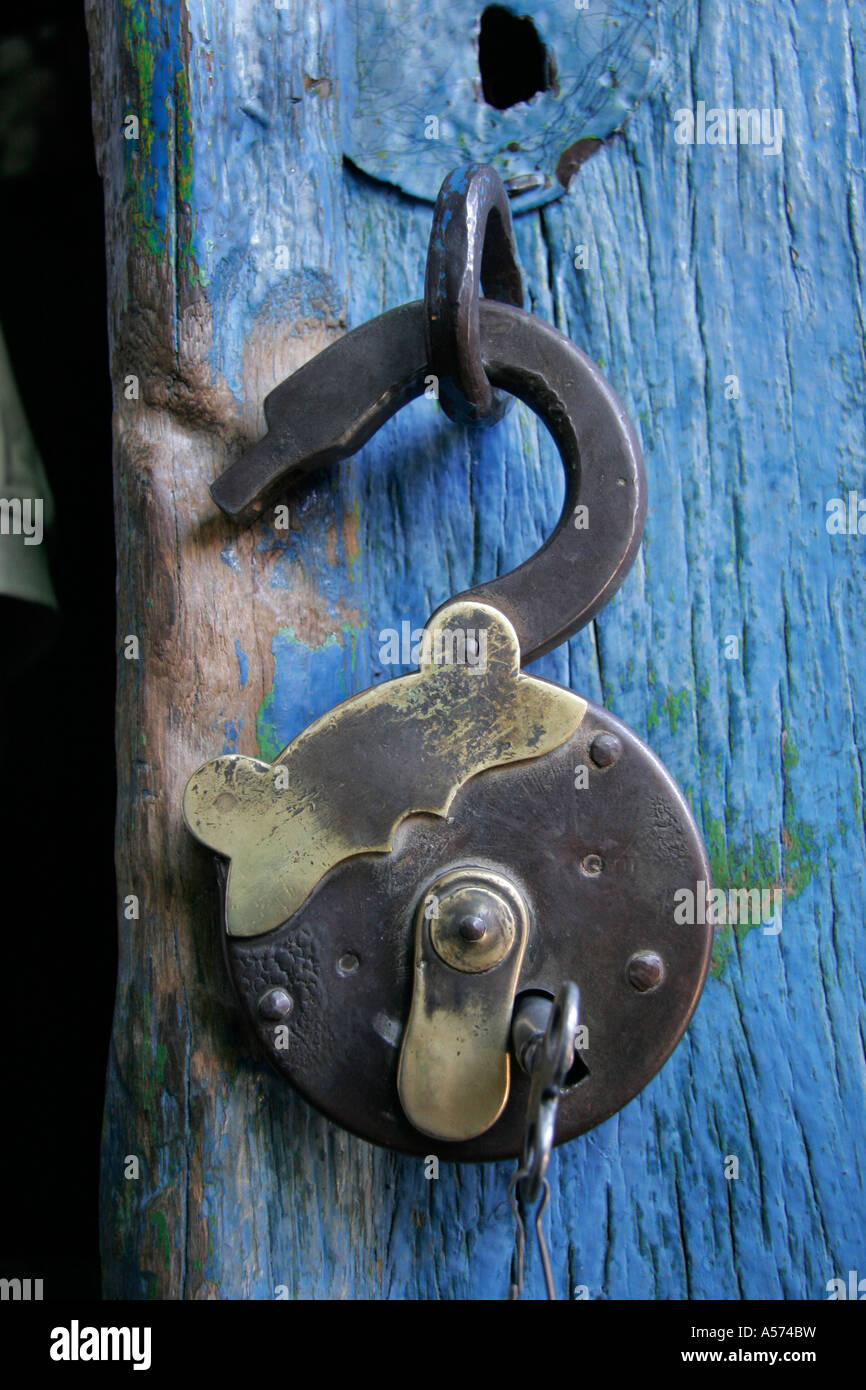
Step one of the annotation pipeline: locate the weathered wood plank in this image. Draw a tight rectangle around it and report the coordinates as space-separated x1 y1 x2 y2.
91 0 865 1299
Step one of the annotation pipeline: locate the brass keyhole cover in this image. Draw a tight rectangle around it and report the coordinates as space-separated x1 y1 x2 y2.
426 868 526 974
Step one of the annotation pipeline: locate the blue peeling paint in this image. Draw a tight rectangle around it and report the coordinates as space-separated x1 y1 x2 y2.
185 1 347 399
221 718 241 754
256 626 363 760
339 0 658 213
234 639 249 689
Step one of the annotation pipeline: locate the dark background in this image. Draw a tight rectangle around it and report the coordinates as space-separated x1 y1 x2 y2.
0 2 114 1298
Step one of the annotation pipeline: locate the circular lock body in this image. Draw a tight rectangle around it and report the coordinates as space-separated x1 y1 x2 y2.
224 701 712 1162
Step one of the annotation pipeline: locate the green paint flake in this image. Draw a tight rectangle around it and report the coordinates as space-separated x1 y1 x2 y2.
782 818 819 898
258 702 284 762
342 622 360 675
700 805 821 977
645 678 690 736
120 1 203 286
781 730 799 772
176 67 194 204
149 1210 171 1272
131 1012 170 1114
662 687 690 735
346 497 361 583
121 6 157 246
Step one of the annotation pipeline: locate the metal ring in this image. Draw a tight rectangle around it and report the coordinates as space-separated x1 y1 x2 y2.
424 163 524 428
211 299 645 664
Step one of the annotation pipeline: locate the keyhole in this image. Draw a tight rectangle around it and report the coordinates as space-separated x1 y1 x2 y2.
478 6 551 111
564 1050 589 1090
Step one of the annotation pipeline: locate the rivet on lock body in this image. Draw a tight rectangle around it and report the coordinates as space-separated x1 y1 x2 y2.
184 165 713 1291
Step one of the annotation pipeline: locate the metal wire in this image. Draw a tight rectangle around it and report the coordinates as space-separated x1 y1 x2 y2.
508 1174 555 1299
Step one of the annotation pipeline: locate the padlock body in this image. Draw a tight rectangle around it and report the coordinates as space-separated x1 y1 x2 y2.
224 699 712 1161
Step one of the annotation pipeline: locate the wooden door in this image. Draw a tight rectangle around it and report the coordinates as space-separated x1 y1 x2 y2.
87 0 866 1299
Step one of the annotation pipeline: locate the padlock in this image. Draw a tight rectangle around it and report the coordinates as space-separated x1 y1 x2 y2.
184 166 712 1165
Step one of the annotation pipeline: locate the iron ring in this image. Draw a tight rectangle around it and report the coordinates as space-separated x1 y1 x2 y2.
424 163 524 427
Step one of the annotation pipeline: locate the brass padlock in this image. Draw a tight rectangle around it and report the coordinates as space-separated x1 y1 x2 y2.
184 166 712 1163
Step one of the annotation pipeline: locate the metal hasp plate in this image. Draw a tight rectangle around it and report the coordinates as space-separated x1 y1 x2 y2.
184 601 586 935
398 866 532 1142
338 0 658 212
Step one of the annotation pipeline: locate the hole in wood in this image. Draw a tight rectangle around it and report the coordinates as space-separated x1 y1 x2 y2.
478 5 550 111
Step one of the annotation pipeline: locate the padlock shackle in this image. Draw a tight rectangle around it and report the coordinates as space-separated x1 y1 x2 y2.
211 299 645 665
